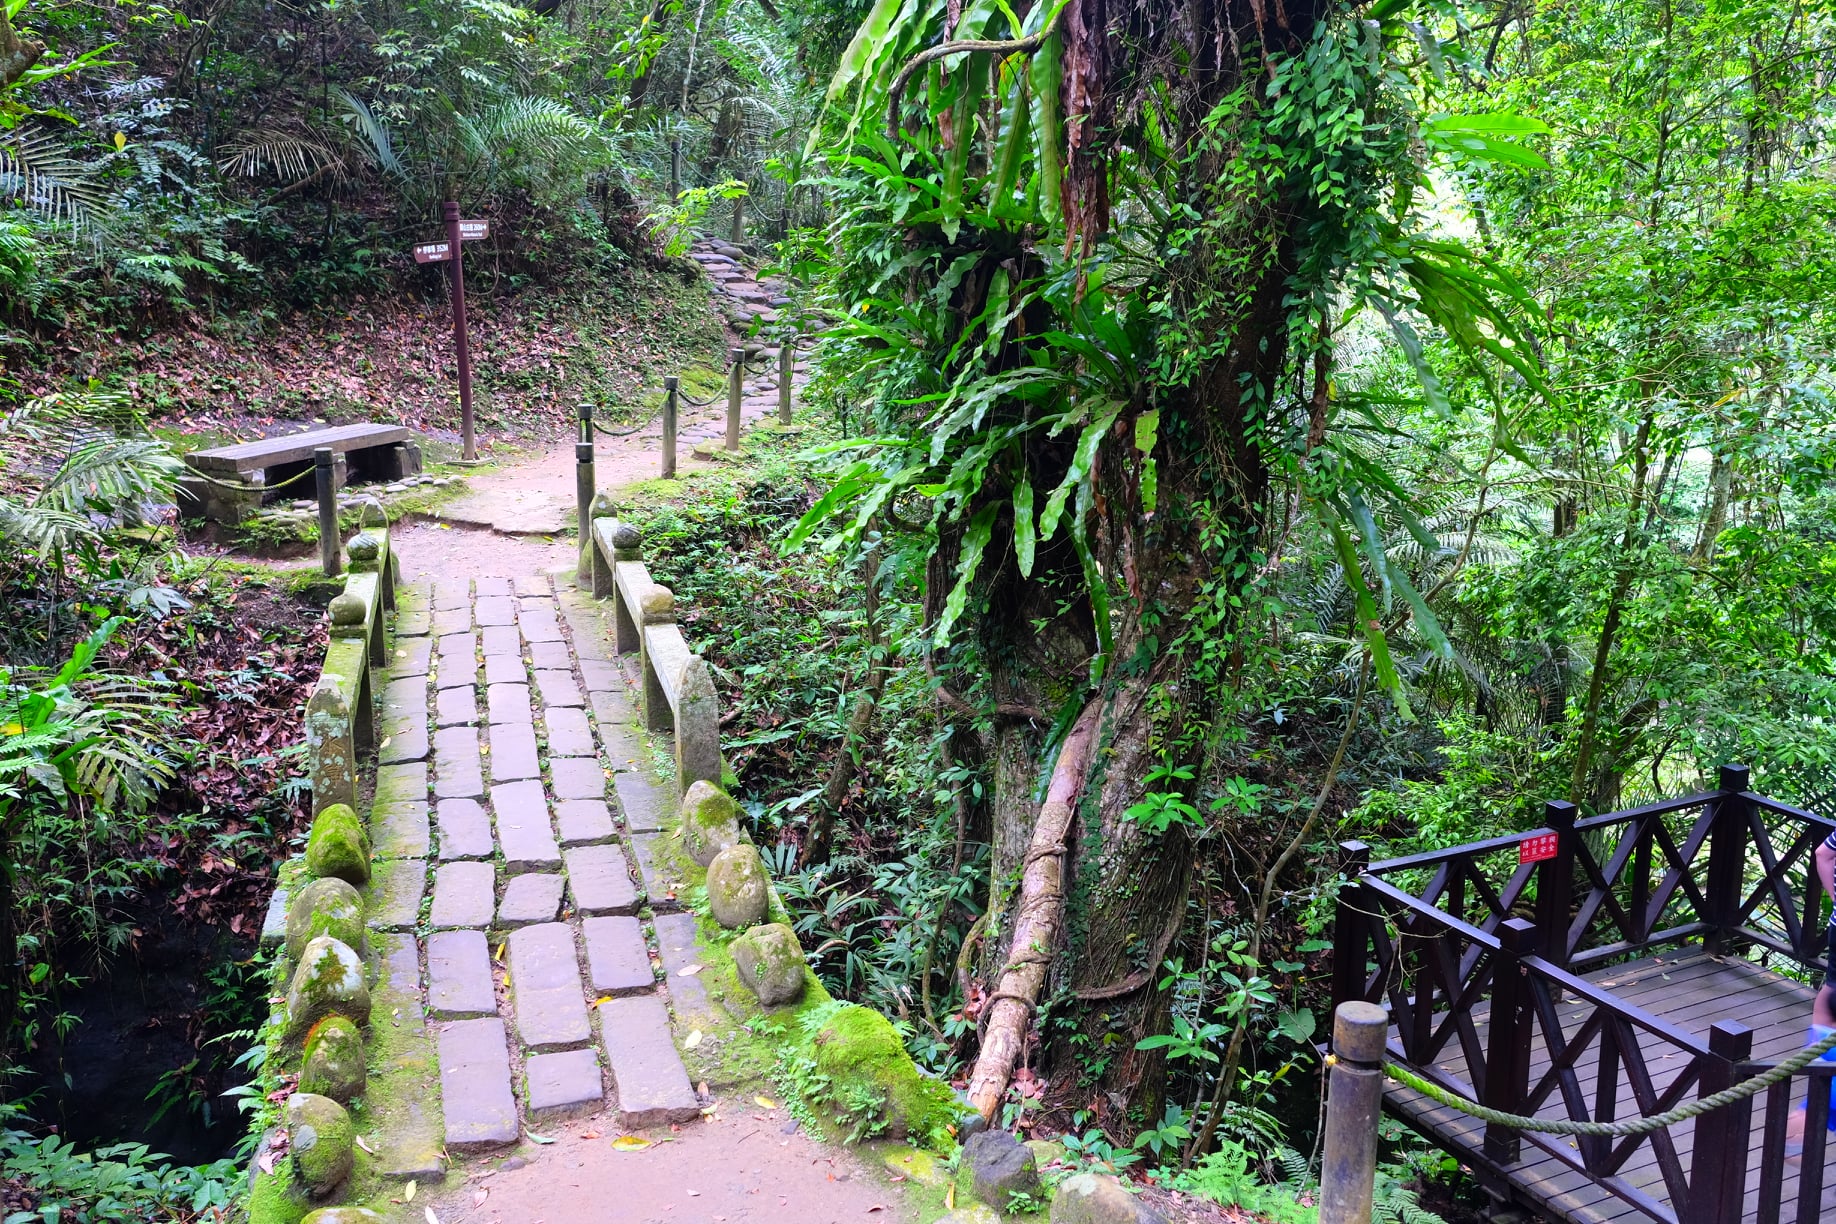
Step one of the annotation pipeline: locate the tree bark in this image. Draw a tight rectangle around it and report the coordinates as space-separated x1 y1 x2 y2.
965 700 1105 1119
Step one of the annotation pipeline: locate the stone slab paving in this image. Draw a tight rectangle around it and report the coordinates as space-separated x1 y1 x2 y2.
439 1018 520 1151
509 922 591 1049
492 780 562 872
555 799 615 847
378 569 711 1155
366 858 427 932
564 844 639 915
427 929 497 1019
436 797 494 860
498 872 565 926
583 916 653 995
598 996 702 1127
524 1049 604 1122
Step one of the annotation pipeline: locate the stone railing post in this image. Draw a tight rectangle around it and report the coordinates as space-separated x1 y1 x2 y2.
306 674 355 816
608 522 642 650
638 583 675 733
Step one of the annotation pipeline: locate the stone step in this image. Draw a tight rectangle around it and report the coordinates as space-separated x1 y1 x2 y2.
597 995 701 1127
430 860 496 929
437 1017 519 1151
491 780 562 872
427 929 497 1018
509 922 591 1050
433 726 484 798
565 844 640 915
436 797 494 860
498 872 565 926
490 722 541 782
525 1048 604 1123
613 773 666 833
583 916 653 995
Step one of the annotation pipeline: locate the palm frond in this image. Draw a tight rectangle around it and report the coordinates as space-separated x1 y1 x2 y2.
0 126 109 231
217 126 348 183
35 437 181 519
333 89 407 181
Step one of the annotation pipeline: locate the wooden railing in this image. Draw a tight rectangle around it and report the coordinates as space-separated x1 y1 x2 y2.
586 513 720 794
1332 767 1836 1224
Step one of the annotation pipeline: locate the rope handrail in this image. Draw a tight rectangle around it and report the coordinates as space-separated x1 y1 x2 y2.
182 464 320 495
1379 1027 1836 1138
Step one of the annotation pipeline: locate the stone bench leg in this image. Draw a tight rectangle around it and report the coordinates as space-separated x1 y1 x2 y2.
178 473 264 525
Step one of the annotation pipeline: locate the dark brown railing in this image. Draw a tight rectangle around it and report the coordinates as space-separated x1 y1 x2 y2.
1332 766 1836 1224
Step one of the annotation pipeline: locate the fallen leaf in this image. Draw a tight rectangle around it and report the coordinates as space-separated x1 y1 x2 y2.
581 1131 601 1140
678 963 704 977
612 1135 652 1152
425 1209 440 1224
754 1095 779 1110
526 1131 557 1144
355 1136 375 1155
404 1180 416 1201
689 1190 701 1197
868 1205 887 1212
594 995 613 1006
685 1029 703 1049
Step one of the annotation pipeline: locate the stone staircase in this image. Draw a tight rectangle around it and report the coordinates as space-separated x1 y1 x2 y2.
363 572 705 1170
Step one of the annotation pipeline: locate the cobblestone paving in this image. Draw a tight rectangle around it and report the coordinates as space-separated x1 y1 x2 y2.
374 572 701 1157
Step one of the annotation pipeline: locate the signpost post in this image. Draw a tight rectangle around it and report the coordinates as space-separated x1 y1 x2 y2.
413 202 490 462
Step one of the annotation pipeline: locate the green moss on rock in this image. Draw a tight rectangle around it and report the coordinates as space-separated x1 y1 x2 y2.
706 842 769 929
730 922 805 1005
808 1003 959 1148
287 877 365 961
300 1015 367 1102
305 803 370 886
680 779 742 867
287 1092 356 1198
286 935 371 1041
247 1164 310 1224
301 1210 385 1224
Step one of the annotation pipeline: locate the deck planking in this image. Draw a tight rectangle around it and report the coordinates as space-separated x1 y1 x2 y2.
1383 945 1836 1224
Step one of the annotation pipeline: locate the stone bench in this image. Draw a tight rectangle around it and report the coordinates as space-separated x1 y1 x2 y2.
179 422 422 524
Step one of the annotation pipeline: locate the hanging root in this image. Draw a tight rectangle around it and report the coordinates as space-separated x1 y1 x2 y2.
964 699 1105 1120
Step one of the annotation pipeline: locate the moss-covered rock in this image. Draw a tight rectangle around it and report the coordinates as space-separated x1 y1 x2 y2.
286 1092 355 1198
246 1164 310 1224
731 922 806 1005
286 877 365 961
679 779 742 867
808 1003 959 1147
305 802 370 886
286 935 371 1041
706 842 769 929
959 1129 1041 1209
300 1015 367 1102
301 1210 386 1224
1050 1172 1166 1224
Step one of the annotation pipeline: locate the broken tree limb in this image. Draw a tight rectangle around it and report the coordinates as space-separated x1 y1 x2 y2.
964 698 1105 1119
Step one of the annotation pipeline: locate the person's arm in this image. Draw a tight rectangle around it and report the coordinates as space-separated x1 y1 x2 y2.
1818 841 1836 913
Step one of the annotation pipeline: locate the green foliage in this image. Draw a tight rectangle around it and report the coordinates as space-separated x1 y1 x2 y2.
0 1102 241 1221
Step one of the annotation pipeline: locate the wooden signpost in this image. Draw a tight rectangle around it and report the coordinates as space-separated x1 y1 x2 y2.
413 202 490 462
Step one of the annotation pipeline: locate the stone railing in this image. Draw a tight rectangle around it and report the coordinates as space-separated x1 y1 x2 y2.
587 512 720 793
303 514 399 815
252 518 407 1219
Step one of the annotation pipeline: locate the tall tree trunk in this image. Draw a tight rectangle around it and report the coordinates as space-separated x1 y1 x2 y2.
1691 449 1734 564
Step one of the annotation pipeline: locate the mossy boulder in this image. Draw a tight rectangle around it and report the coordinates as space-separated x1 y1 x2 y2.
286 1092 355 1198
706 842 769 929
808 1003 959 1146
246 1164 310 1224
301 1210 386 1224
286 877 365 961
1050 1172 1167 1224
286 936 371 1041
959 1129 1041 1209
936 1208 1002 1224
299 1015 367 1102
680 780 742 867
305 803 370 886
731 922 806 1006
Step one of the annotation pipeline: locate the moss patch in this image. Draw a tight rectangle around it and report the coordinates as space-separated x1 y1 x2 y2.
809 1004 959 1148
247 1165 311 1224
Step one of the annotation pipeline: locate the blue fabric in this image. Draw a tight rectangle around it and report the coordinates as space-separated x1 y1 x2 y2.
1808 1027 1836 1130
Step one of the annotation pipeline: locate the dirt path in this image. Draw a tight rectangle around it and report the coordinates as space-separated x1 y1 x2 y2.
430 1110 908 1224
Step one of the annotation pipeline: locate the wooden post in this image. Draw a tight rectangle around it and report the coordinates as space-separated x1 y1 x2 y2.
725 346 744 452
1483 917 1536 1164
1705 764 1751 951
315 447 341 578
442 200 477 462
1537 800 1578 972
1687 1021 1754 1224
730 192 745 245
1332 841 1372 1010
1322 1002 1387 1224
578 400 593 445
669 137 681 202
778 334 795 425
662 376 679 479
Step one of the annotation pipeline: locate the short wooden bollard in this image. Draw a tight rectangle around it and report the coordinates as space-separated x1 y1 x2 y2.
662 376 679 478
730 193 745 246
778 333 795 425
1322 1001 1387 1224
575 440 594 585
314 446 341 578
725 346 744 452
578 401 593 445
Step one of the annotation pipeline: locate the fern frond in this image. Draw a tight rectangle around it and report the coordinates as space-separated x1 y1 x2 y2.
333 89 408 180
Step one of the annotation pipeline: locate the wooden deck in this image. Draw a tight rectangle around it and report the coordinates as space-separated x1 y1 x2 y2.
1384 945 1836 1223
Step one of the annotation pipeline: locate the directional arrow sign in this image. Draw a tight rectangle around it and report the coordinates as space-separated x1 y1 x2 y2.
413 241 452 263
458 219 489 240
